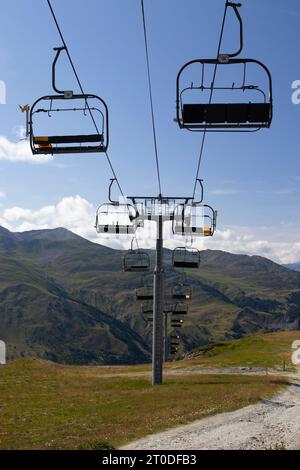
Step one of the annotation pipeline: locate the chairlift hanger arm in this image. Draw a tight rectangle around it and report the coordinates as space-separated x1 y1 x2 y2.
193 179 204 204
52 46 72 96
108 178 119 205
222 2 243 59
107 179 140 222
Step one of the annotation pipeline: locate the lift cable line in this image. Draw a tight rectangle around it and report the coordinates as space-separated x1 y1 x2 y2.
192 1 237 199
46 0 125 199
141 0 163 197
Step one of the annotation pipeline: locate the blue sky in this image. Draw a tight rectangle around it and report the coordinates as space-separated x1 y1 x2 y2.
0 0 299 263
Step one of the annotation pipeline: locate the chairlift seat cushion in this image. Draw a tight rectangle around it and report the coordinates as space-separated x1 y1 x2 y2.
34 134 104 144
34 146 107 155
125 265 149 272
248 103 270 123
182 104 206 123
182 103 271 125
227 103 249 123
173 261 199 269
205 104 227 123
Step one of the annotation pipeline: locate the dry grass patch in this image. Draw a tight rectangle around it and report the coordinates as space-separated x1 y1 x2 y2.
0 359 288 449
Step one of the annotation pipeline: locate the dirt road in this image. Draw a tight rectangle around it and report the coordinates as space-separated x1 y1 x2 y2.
122 373 300 450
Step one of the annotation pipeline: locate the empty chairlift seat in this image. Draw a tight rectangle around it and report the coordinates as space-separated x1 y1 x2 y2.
170 335 180 347
136 286 153 300
30 94 108 155
124 250 151 273
172 284 192 301
95 203 138 235
182 102 271 127
172 247 200 269
171 319 184 328
173 203 217 237
176 58 273 131
171 303 188 315
28 48 109 155
141 303 153 323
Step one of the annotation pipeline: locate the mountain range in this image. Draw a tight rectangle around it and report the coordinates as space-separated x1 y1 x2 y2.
285 263 300 272
0 226 300 364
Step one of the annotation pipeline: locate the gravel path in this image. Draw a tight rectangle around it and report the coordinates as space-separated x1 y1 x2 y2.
121 373 300 450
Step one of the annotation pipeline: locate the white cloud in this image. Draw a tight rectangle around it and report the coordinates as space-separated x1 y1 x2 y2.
12 125 27 141
0 192 6 199
1 196 96 240
1 197 300 265
209 189 240 196
0 135 52 164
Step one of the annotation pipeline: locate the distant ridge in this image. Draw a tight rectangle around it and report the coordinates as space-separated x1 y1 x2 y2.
285 263 300 272
0 226 299 365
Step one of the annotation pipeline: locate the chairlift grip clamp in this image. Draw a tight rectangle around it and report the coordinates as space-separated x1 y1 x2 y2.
226 2 242 8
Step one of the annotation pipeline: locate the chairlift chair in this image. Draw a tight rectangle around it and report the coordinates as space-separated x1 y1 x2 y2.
170 348 179 355
171 334 180 340
124 250 151 273
141 304 153 323
171 304 188 316
136 286 154 301
172 284 192 301
170 337 180 346
27 47 109 155
95 203 138 235
172 247 200 269
171 319 184 327
173 203 217 237
176 3 273 132
141 303 153 314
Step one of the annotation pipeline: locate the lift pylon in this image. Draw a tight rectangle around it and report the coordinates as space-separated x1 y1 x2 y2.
96 180 217 385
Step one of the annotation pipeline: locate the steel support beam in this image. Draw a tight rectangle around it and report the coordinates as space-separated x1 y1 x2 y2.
152 215 164 385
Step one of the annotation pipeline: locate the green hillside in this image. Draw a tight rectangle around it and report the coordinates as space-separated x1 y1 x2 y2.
184 330 300 369
0 226 300 364
0 228 149 364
